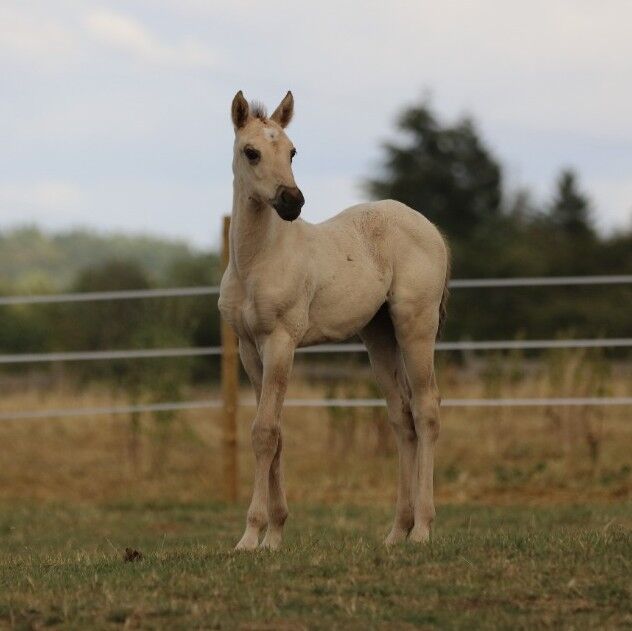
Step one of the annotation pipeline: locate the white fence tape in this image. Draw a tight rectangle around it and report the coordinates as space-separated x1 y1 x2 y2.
1 274 630 419
1 396 631 421
1 338 631 364
0 286 220 306
1 275 631 306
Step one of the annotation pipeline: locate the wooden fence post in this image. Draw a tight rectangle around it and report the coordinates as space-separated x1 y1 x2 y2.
221 215 239 502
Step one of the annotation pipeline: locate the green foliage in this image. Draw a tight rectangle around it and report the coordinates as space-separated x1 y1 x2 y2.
67 260 151 352
550 169 595 239
49 260 154 389
366 98 632 342
537 169 599 275
63 259 205 391
0 226 196 289
0 239 223 380
164 252 222 380
365 103 502 241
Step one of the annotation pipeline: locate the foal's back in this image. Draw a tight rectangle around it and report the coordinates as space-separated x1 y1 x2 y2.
309 199 448 294
298 199 449 346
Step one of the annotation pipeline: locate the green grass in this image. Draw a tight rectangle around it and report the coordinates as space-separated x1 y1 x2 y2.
0 502 630 630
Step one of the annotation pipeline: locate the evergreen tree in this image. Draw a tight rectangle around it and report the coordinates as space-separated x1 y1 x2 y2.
550 169 594 239
365 102 502 242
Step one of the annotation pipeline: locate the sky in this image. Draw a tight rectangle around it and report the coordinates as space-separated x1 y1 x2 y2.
1 0 631 249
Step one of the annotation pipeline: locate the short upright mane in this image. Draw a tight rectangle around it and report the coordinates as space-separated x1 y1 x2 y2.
250 101 267 120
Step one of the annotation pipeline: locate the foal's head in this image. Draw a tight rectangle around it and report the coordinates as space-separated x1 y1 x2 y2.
231 90 304 221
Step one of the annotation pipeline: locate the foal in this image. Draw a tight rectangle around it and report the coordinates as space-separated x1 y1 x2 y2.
219 91 450 550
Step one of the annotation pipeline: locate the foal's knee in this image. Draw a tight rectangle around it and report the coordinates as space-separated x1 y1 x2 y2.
251 423 280 458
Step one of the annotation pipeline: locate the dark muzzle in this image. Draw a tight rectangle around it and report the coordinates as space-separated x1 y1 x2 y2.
272 186 305 221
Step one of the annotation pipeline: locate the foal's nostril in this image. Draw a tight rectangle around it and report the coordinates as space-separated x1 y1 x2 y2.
272 185 305 221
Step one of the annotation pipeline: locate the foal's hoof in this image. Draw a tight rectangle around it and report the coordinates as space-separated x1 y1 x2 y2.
384 528 408 546
259 530 282 551
235 532 259 551
408 525 431 543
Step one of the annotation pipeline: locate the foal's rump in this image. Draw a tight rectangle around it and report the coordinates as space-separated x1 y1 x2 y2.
387 199 450 340
383 200 450 339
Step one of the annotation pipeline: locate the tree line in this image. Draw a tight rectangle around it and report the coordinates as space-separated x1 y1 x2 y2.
365 100 632 342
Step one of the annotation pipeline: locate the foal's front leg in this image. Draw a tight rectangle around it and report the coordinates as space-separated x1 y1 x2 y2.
239 338 289 550
260 432 287 550
236 329 295 551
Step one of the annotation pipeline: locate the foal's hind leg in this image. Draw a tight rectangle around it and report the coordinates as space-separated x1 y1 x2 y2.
360 307 417 545
390 301 441 543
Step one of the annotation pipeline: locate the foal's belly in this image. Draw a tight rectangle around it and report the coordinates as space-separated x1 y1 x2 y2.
300 273 388 346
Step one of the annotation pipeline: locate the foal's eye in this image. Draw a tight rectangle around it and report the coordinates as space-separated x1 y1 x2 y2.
244 146 261 163
290 148 297 161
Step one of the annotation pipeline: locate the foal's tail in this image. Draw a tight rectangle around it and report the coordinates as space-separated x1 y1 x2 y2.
437 238 451 341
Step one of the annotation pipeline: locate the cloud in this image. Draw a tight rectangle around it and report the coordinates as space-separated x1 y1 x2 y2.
0 5 77 65
85 9 215 68
1 1 631 242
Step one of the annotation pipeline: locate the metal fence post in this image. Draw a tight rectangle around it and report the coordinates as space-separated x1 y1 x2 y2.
220 215 239 502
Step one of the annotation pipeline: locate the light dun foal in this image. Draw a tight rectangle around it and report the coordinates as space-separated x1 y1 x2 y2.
219 91 450 550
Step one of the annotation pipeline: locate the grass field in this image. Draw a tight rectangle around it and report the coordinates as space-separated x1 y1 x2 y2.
1 356 630 628
1 501 630 629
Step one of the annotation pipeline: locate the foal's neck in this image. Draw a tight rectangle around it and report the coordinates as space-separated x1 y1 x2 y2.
229 180 287 277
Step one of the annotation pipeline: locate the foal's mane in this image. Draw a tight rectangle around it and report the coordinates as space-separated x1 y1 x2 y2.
250 101 268 121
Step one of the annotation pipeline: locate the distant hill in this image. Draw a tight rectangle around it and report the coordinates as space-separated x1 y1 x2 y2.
0 226 208 291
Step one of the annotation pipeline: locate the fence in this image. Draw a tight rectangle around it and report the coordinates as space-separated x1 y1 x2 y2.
1 218 631 498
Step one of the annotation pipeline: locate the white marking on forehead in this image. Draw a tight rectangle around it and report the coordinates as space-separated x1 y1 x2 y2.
263 126 278 142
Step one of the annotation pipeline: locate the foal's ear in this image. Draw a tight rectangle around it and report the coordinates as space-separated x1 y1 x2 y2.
270 91 294 128
231 90 249 130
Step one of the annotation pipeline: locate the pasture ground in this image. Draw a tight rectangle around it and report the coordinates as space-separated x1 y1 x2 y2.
1 359 630 628
1 501 630 629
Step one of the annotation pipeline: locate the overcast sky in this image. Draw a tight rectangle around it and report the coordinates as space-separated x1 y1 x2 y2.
1 1 631 248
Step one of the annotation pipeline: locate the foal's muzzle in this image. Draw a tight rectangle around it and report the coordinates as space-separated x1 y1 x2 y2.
272 186 305 221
